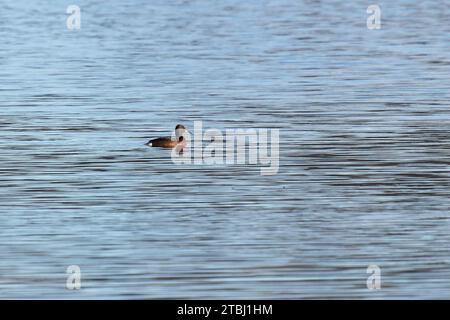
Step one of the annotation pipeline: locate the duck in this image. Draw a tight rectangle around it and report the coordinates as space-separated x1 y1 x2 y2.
145 124 187 148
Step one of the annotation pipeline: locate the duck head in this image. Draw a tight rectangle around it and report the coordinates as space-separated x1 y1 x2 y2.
175 124 187 139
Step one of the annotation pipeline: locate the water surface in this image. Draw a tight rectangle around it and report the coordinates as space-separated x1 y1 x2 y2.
1 0 450 299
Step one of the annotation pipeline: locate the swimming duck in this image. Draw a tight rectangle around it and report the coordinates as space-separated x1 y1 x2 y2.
145 124 187 148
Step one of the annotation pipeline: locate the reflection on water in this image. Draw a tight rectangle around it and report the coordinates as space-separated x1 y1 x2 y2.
1 0 450 299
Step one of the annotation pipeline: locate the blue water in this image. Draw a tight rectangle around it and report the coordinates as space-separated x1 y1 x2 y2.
1 0 450 299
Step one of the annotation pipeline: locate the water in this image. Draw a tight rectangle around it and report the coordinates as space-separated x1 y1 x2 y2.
1 0 450 299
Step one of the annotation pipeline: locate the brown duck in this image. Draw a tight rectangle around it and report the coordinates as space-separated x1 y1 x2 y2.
145 124 187 148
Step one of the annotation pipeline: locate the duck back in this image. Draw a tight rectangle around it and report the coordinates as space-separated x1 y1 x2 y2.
147 137 177 148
